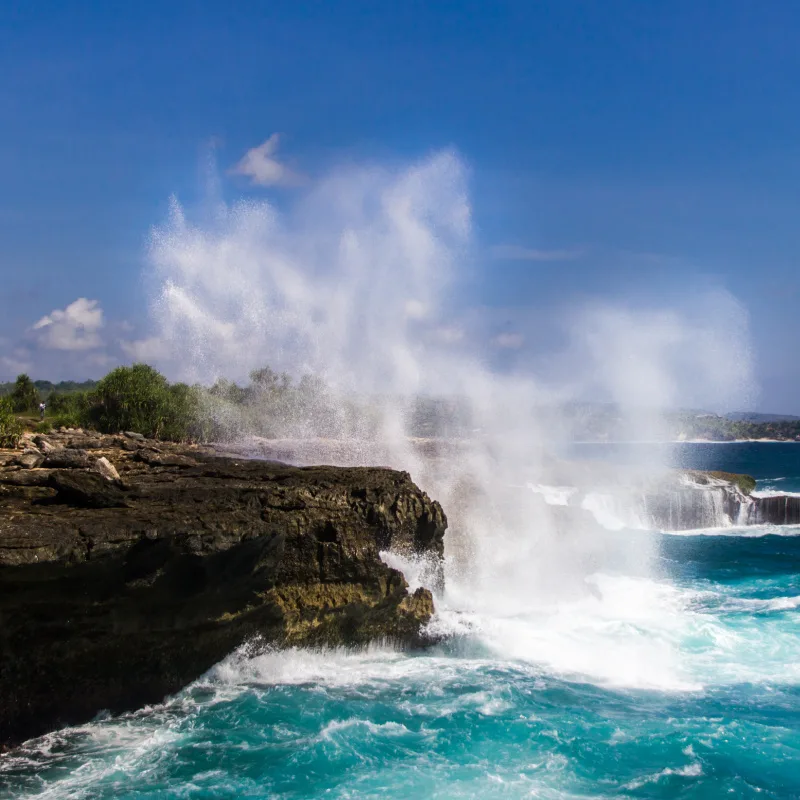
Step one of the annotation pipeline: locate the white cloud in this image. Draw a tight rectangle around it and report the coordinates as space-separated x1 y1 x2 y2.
120 336 171 363
33 298 104 351
493 332 525 349
0 348 32 377
228 133 302 187
489 244 584 262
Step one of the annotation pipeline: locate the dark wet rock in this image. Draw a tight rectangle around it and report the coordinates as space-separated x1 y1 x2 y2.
0 437 447 749
648 471 798 530
0 469 53 487
48 470 129 509
748 494 800 525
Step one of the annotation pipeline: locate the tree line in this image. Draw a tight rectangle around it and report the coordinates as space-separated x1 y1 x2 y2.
0 364 362 446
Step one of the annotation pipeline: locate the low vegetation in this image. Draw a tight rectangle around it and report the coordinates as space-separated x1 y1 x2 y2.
0 397 24 447
0 364 358 444
2 366 799 445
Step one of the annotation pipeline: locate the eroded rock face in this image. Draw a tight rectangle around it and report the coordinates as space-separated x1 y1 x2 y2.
0 432 446 749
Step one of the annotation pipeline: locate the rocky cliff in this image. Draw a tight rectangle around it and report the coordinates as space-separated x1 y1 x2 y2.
0 431 446 750
636 471 799 530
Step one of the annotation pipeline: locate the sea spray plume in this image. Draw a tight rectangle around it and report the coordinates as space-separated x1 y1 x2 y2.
142 147 756 685
558 292 756 444
147 151 469 390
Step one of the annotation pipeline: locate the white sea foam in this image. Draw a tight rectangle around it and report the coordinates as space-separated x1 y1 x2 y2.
624 761 704 789
526 483 577 506
721 595 800 612
664 524 800 538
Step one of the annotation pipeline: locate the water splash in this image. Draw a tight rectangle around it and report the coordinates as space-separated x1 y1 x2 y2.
140 148 755 680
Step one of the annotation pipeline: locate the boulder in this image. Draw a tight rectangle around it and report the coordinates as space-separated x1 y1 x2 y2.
93 456 120 481
42 448 92 469
32 436 58 455
14 452 44 469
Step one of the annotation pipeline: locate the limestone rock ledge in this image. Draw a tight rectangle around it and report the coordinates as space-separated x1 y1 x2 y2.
0 431 447 749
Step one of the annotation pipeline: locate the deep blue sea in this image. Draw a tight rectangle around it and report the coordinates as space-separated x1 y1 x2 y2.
2 443 799 799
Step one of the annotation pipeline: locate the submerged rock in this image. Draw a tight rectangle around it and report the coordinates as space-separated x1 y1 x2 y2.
0 432 446 749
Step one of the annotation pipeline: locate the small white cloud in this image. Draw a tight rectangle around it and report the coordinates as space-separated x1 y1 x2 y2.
33 298 104 351
493 332 525 349
120 336 171 363
489 244 584 262
228 133 302 187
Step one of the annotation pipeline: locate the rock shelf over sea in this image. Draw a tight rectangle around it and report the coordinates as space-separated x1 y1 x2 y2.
0 429 446 750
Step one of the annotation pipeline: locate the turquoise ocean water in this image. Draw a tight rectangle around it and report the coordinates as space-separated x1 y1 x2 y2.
2 443 799 799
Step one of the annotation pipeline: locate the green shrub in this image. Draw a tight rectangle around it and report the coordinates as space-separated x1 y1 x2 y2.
47 391 90 423
161 382 205 442
48 412 84 430
35 421 53 434
10 374 39 413
0 397 23 447
85 364 201 441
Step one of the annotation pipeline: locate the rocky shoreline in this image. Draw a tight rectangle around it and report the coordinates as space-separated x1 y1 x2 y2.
3 429 798 751
0 430 446 750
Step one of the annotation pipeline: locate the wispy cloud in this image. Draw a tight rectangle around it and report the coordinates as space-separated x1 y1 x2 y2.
32 298 104 351
489 244 585 262
228 133 302 187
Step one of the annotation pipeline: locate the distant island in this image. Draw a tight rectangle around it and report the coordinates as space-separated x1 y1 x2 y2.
559 404 800 443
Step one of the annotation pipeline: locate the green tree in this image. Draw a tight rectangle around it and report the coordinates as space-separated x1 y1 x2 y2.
10 374 39 412
86 364 171 438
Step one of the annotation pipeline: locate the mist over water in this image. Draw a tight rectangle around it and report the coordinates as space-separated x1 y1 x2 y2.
143 149 757 685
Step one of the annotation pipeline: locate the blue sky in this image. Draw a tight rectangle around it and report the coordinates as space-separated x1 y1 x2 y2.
1 1 799 410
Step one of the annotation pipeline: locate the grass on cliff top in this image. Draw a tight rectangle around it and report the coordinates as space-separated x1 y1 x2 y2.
687 470 757 495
